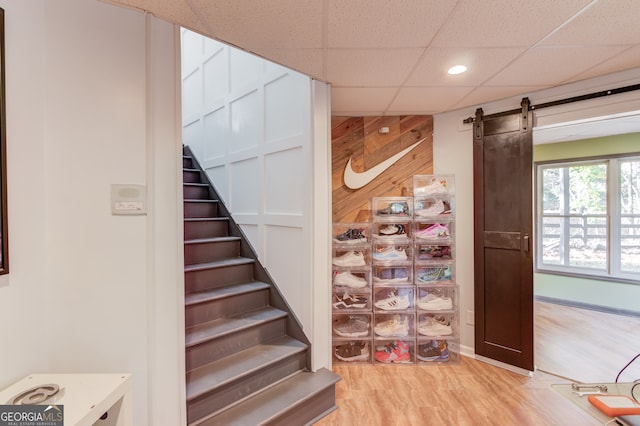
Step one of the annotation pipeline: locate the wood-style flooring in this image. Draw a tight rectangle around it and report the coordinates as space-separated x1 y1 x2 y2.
317 301 640 425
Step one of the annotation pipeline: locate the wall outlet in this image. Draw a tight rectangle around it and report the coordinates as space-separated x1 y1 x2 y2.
466 309 475 326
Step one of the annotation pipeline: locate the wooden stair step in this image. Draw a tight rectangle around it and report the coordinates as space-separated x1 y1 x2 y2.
186 335 307 400
185 306 287 348
185 236 240 245
184 257 255 273
185 281 270 307
192 368 340 426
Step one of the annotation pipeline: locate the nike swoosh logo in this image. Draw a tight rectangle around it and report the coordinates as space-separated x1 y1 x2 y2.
343 137 426 190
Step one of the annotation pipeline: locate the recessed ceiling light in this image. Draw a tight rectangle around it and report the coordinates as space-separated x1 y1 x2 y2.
448 65 467 75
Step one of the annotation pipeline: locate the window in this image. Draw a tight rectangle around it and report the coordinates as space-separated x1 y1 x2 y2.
536 155 640 282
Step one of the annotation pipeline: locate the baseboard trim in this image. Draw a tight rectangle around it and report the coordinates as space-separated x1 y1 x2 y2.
535 295 640 318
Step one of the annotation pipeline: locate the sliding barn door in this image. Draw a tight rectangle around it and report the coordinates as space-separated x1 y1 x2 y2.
473 99 534 371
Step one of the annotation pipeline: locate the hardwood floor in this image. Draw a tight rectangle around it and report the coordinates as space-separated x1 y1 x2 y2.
317 301 640 425
535 300 640 383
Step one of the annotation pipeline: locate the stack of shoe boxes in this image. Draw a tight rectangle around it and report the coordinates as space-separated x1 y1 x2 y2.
331 175 459 365
331 223 373 363
371 196 415 363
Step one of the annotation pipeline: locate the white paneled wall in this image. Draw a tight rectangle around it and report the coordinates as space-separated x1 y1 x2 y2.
181 30 331 369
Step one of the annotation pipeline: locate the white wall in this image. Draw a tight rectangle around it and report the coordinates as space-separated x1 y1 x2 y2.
434 67 640 354
181 31 332 369
0 1 184 425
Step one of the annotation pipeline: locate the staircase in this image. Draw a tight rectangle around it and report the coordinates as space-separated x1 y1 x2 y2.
182 146 340 426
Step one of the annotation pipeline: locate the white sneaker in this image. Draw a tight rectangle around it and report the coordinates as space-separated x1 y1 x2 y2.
415 199 445 217
414 179 448 196
418 316 452 336
375 293 410 311
332 251 366 267
372 247 407 262
417 293 453 310
334 271 368 288
374 315 409 337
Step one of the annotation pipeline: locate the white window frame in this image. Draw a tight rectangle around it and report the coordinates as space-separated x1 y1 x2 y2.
535 154 640 283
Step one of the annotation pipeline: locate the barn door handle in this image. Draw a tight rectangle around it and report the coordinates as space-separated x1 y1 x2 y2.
523 234 530 253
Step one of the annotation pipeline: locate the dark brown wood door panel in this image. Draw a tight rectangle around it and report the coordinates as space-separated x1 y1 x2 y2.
473 99 534 371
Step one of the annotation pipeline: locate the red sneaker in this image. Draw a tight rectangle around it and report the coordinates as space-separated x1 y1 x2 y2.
374 340 411 363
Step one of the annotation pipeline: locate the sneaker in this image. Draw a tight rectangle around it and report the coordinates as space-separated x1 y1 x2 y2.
333 316 369 337
372 247 407 262
414 223 450 239
417 340 449 362
334 271 368 288
378 224 406 236
416 266 451 283
333 228 367 244
414 179 449 196
374 315 409 337
415 200 452 217
418 316 452 336
374 292 410 311
372 268 409 283
335 341 370 362
417 245 451 260
417 293 453 310
374 340 411 363
333 293 368 309
376 202 409 216
332 251 366 267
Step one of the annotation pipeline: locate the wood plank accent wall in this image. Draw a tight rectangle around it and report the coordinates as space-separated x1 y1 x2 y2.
331 115 434 223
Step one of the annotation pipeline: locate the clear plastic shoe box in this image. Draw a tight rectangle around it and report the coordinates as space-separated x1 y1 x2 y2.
413 219 454 242
373 339 415 364
371 264 413 285
373 286 415 312
371 242 412 264
333 339 373 364
414 242 454 261
416 285 458 312
414 196 455 219
332 268 371 289
413 175 455 197
416 312 457 338
373 312 415 339
332 223 372 246
332 313 372 339
332 246 370 267
414 261 455 285
372 221 411 242
416 338 459 364
332 288 372 311
372 197 413 221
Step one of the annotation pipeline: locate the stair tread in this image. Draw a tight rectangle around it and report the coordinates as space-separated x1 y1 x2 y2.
185 236 240 244
184 257 255 272
184 182 208 187
185 306 287 348
192 368 340 426
186 335 307 400
185 281 270 306
185 199 218 203
184 217 228 223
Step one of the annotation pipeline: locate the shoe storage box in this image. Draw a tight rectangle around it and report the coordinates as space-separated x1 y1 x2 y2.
413 220 454 241
416 285 457 312
333 223 371 245
371 264 412 285
413 175 455 197
371 243 413 263
372 197 413 220
372 221 411 241
417 312 457 338
332 313 372 339
416 338 458 363
415 242 453 261
333 339 373 363
333 289 372 311
373 339 415 364
332 247 370 267
332 269 371 289
414 261 455 285
373 313 415 338
414 196 455 218
373 286 415 311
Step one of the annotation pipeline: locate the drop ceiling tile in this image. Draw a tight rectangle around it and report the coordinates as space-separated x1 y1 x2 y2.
569 47 640 82
541 0 640 46
454 85 551 110
327 48 424 86
406 47 526 86
255 48 325 81
110 0 204 30
388 87 475 114
430 0 591 47
331 87 398 115
486 46 629 86
327 0 456 48
188 0 324 49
